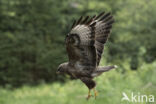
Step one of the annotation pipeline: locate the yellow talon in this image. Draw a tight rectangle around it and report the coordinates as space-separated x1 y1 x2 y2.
86 88 98 100
93 88 98 99
86 89 92 100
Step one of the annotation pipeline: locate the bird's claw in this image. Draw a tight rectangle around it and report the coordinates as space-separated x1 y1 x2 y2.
86 88 98 100
94 91 98 99
93 88 98 99
86 94 92 100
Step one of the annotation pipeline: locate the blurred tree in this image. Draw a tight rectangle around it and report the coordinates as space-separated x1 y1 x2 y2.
0 0 156 87
0 0 68 86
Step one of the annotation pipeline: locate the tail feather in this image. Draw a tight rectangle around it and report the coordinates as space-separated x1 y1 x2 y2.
97 65 117 72
91 65 117 77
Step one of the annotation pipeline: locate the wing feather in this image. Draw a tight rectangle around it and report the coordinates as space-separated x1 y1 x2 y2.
66 12 114 73
94 12 114 65
66 17 96 72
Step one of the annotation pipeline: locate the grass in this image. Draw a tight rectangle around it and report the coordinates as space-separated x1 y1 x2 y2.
0 61 156 104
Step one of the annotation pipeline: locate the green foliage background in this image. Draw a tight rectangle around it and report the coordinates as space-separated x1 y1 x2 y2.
0 0 156 103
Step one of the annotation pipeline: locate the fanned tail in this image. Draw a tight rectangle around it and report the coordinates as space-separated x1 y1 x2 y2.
97 65 117 72
91 65 117 77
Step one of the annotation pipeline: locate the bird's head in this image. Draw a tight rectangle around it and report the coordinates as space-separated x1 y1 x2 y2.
56 62 68 74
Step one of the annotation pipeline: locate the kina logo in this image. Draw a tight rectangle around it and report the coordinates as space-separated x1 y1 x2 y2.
121 92 155 103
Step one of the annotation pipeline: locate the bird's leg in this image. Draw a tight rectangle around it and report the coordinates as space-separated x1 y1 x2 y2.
93 88 98 99
86 89 92 100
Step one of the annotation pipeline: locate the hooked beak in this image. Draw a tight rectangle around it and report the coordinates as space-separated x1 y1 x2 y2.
56 67 61 74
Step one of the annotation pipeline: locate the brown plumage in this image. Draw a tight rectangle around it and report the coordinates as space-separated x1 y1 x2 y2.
57 12 117 100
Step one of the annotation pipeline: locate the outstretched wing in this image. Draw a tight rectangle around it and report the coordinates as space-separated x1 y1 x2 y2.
93 12 114 65
66 12 114 72
66 16 97 72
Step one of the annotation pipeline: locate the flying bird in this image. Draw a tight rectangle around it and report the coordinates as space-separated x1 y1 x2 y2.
57 12 117 100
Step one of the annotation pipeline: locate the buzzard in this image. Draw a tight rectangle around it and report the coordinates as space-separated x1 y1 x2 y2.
57 12 117 100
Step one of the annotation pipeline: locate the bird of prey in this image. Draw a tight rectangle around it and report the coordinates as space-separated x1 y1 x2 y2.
57 12 117 100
